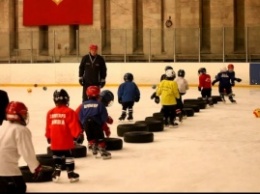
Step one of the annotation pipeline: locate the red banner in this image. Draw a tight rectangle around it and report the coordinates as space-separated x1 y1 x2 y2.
23 0 93 26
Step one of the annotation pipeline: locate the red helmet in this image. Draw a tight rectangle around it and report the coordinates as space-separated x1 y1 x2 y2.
6 101 29 125
86 86 100 98
89 44 98 50
228 64 234 70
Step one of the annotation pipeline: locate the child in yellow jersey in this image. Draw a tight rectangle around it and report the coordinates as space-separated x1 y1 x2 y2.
156 69 180 127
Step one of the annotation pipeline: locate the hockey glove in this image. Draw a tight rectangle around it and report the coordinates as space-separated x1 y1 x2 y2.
33 164 53 181
107 116 113 124
135 96 140 102
102 123 111 137
154 96 160 104
79 77 84 86
99 79 106 88
118 98 122 104
151 92 156 100
198 87 201 91
75 132 84 144
236 78 242 82
47 138 51 144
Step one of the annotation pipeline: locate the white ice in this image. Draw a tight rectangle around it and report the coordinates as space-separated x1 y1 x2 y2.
2 86 260 192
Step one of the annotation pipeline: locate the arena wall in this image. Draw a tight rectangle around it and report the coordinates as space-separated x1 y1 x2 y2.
0 63 252 87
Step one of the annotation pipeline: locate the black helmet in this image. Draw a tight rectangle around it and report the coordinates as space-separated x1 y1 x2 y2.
178 69 185 77
198 67 206 74
165 66 173 71
124 73 134 81
100 90 114 107
53 89 70 105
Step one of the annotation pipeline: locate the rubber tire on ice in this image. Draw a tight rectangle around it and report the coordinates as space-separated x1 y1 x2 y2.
183 99 207 109
152 112 164 122
104 137 123 150
145 116 164 124
117 123 148 137
183 103 200 113
197 97 218 104
19 165 54 183
124 131 154 143
135 119 164 132
47 145 87 158
44 151 72 171
182 108 194 117
211 95 223 102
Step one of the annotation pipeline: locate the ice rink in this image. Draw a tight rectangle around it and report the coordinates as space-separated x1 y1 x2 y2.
2 85 260 192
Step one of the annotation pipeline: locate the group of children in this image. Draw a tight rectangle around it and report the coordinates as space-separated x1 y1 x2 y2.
150 63 241 128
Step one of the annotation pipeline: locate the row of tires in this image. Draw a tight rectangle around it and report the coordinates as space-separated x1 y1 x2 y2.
19 95 223 182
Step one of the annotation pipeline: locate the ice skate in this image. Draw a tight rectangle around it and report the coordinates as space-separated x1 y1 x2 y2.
97 147 112 160
88 144 98 156
170 121 178 128
119 112 126 121
68 171 79 183
127 113 133 122
177 113 183 123
52 167 61 183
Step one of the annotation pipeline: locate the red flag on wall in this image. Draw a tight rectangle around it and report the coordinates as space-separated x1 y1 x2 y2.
23 0 93 26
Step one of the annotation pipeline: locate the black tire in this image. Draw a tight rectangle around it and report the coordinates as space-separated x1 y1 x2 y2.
47 145 87 158
183 103 200 112
183 99 207 109
19 165 54 183
124 131 154 143
104 137 123 150
117 123 148 137
212 95 223 102
135 120 164 132
152 112 164 121
45 149 69 170
145 116 164 123
197 97 218 104
182 108 194 117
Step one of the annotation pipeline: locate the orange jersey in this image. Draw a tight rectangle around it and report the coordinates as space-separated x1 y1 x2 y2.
45 105 82 150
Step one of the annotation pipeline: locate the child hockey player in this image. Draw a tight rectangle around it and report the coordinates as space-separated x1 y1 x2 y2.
45 89 83 183
175 69 189 120
79 86 112 159
227 63 242 95
156 68 180 127
212 67 236 103
118 73 140 121
0 101 47 193
198 67 214 106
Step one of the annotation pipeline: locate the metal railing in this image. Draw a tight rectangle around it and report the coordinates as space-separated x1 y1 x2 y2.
1 27 260 63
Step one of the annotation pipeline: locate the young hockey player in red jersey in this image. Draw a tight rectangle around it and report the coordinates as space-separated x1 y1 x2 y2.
45 89 83 183
198 67 214 106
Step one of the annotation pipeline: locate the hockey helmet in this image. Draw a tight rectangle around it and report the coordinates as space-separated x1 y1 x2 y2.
165 66 173 71
165 69 175 80
53 89 70 105
177 69 185 77
220 66 227 72
100 90 114 107
198 67 206 74
86 86 100 99
124 73 134 82
6 101 29 126
228 64 234 71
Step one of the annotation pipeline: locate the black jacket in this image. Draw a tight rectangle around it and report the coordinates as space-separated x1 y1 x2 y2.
0 90 9 125
79 53 107 85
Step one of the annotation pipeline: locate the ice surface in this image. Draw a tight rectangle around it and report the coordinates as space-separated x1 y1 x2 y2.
2 86 260 192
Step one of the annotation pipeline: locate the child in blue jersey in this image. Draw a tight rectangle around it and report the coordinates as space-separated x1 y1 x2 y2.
79 86 111 159
118 73 140 121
